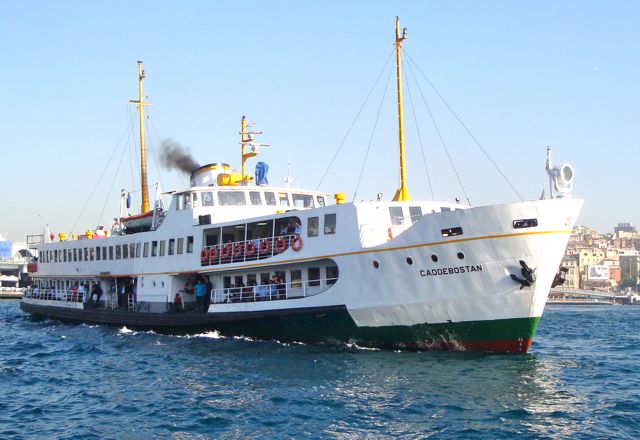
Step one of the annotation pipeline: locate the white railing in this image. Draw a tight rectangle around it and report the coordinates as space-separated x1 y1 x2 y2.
200 234 299 266
23 288 86 303
211 276 338 304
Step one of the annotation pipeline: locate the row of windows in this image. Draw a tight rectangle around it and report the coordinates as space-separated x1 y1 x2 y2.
223 266 339 289
177 190 326 210
40 236 194 263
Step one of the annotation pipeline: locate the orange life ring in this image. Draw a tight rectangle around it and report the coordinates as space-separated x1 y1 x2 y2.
221 244 232 259
291 236 303 252
274 237 287 254
259 239 270 255
232 243 243 258
246 241 256 257
201 248 210 264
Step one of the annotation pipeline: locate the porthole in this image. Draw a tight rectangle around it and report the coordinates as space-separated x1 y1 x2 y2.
161 281 165 288
153 281 156 287
457 252 465 260
373 260 380 269
431 254 439 263
406 257 413 265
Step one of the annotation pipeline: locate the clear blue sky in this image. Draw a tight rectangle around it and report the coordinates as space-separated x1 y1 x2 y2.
1 1 638 241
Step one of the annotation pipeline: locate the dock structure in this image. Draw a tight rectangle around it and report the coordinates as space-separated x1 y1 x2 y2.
549 287 639 305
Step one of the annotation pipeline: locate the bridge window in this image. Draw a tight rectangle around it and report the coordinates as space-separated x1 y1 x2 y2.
389 207 404 225
96 247 101 261
135 243 141 258
143 243 149 258
184 193 191 208
201 191 214 207
249 191 262 205
192 192 199 208
109 246 114 260
122 245 128 259
186 236 194 253
151 241 158 257
409 206 423 223
317 196 326 207
159 241 166 256
278 192 290 207
177 238 184 254
218 191 247 206
130 244 135 259
292 193 313 208
265 192 277 206
168 239 175 255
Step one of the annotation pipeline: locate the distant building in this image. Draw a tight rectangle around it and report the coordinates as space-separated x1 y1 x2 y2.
619 255 639 291
614 223 637 234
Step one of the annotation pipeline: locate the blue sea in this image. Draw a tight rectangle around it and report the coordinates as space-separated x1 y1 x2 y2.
1 301 638 439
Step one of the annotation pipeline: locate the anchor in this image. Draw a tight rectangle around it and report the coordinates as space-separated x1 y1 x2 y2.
510 260 536 289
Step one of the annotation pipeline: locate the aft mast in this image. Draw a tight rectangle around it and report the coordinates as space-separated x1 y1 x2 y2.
129 61 151 213
392 17 411 202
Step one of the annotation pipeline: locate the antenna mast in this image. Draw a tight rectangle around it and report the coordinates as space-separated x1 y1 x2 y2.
129 61 150 213
392 17 411 202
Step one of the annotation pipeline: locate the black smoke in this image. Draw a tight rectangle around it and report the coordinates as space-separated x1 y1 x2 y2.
159 139 200 174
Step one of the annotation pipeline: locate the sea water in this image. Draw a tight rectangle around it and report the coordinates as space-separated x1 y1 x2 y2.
1 301 638 439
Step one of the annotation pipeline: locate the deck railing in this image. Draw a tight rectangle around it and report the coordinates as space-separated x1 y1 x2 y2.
210 276 338 304
201 234 300 266
23 288 86 303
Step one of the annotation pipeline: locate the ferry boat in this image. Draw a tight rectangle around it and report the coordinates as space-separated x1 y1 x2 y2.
21 19 582 353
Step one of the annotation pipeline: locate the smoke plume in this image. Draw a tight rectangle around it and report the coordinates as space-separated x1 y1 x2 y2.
159 139 200 174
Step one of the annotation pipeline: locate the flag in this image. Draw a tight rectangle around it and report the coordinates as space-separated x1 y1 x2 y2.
46 225 54 243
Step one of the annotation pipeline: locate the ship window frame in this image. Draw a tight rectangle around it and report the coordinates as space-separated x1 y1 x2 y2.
151 241 158 257
513 218 538 229
249 191 262 205
90 247 95 261
326 265 339 285
115 245 121 260
441 227 463 237
177 238 184 254
186 236 194 253
292 193 314 208
290 269 302 288
143 242 149 258
324 213 337 234
159 240 166 257
96 247 101 261
317 196 326 207
130 243 135 259
307 216 319 237
265 192 277 206
168 239 175 256
308 267 321 287
78 248 83 262
201 191 214 207
122 244 128 259
192 192 199 208
389 207 404 226
278 192 290 207
217 191 247 206
109 246 114 260
409 206 423 224
135 243 141 258
184 193 191 208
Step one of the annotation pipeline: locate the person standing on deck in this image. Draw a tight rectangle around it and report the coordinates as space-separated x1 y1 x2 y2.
194 278 207 312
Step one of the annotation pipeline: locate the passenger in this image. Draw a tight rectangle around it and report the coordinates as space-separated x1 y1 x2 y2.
174 292 182 312
279 224 288 236
276 277 286 299
89 283 103 305
77 283 86 302
71 283 79 302
195 278 207 312
294 221 302 236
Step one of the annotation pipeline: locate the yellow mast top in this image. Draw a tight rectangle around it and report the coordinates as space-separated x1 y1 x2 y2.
129 61 150 213
392 17 411 202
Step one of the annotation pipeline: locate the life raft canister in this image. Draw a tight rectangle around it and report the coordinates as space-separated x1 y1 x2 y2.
291 236 303 252
201 248 210 265
274 237 287 254
259 239 270 255
245 241 256 257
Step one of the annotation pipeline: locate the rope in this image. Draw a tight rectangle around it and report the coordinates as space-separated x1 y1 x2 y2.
96 128 130 227
352 61 394 201
404 56 471 205
403 64 435 201
315 49 395 190
405 50 523 201
68 112 135 235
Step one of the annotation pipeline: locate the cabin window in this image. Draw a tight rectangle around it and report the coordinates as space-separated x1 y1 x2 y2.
249 191 262 205
201 191 214 207
135 243 141 258
176 195 184 210
247 274 257 286
292 193 313 208
265 192 277 206
151 241 158 257
184 193 191 208
90 248 95 261
72 249 76 262
143 242 149 257
96 247 101 261
122 244 128 259
441 227 463 237
326 266 339 285
290 270 302 288
324 213 337 234
186 236 194 253
308 267 321 287
159 240 166 256
389 207 404 226
278 192 290 207
62 250 66 262
168 239 175 255
308 217 319 237
409 206 423 223
130 243 135 259
109 246 114 260
192 192 199 208
441 207 451 212
84 248 89 261
317 196 326 207
116 245 121 260
78 249 83 262
177 238 184 254
218 191 247 206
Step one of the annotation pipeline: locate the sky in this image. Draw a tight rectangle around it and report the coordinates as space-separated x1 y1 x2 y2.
1 1 638 242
